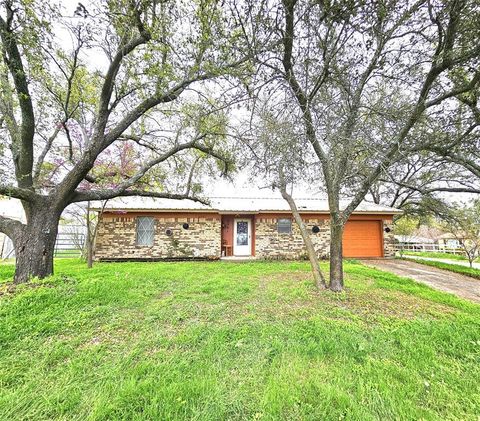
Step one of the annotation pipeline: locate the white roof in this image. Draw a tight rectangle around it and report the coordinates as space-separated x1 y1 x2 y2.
93 196 401 214
394 235 435 244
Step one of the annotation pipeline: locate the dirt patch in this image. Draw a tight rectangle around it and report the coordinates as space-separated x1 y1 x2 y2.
321 287 457 320
0 281 57 296
253 271 454 322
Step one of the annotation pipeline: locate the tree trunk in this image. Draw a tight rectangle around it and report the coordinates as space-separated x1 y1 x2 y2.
86 239 93 269
86 204 93 268
13 208 60 284
280 186 327 289
329 218 344 292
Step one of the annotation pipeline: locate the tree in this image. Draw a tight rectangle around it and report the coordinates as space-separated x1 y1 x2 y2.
245 108 327 288
366 154 477 208
436 200 480 267
254 0 480 290
63 200 107 268
394 216 418 257
0 0 255 283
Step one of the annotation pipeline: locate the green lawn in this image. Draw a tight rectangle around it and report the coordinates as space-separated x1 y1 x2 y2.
54 249 83 258
0 260 479 420
402 250 470 260
402 250 480 263
400 257 480 280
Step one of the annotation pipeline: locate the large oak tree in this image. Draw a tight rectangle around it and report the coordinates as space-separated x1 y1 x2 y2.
254 0 480 290
0 0 255 283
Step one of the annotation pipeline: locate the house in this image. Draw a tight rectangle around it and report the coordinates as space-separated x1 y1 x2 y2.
437 232 463 249
436 233 465 250
393 235 436 251
394 235 435 245
93 197 400 260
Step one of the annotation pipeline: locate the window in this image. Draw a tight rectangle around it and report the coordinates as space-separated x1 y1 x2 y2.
136 217 155 246
446 239 460 249
277 218 292 234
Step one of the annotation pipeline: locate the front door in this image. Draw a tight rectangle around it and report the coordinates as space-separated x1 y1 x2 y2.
234 219 251 256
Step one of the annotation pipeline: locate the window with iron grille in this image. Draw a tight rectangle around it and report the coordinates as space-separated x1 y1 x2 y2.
136 217 155 246
277 218 292 234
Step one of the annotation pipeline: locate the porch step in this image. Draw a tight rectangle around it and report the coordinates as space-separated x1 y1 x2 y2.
220 256 257 261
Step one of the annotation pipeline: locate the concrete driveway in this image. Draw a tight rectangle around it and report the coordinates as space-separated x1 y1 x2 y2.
362 259 480 303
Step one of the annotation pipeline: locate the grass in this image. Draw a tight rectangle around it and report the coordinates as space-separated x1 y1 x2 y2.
54 249 83 258
400 257 480 280
402 250 480 263
0 259 479 420
402 250 470 260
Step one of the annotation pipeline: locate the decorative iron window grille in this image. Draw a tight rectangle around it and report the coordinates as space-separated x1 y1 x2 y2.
136 217 155 246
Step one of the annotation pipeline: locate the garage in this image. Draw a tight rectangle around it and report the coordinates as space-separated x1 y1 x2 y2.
343 220 383 258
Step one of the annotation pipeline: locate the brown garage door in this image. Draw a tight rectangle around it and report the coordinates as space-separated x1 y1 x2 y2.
343 220 383 258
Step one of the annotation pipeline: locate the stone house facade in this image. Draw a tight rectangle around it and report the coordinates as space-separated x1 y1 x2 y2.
95 213 221 260
94 197 400 261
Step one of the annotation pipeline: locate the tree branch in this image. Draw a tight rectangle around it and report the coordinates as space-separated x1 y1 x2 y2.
0 184 40 202
341 1 474 221
70 189 209 205
281 0 331 180
94 7 152 137
0 4 34 188
0 213 24 238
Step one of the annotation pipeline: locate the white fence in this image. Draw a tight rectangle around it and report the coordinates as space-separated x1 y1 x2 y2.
394 243 464 255
54 231 86 258
1 225 86 259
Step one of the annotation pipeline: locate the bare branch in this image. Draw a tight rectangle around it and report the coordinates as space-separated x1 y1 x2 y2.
0 184 40 202
0 213 24 238
70 189 209 205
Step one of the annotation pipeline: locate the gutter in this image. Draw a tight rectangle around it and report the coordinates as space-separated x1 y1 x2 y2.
95 208 402 215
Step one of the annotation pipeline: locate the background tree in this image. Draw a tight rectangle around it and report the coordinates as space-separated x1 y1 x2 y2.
435 200 480 267
253 0 480 290
0 0 256 283
63 200 107 268
394 216 419 257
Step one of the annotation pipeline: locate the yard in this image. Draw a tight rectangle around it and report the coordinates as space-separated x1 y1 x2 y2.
402 251 480 263
401 257 480 280
0 260 479 420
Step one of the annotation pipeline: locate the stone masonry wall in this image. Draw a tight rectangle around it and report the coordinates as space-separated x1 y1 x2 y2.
255 217 331 259
95 213 221 260
383 219 395 258
95 212 395 260
256 216 395 259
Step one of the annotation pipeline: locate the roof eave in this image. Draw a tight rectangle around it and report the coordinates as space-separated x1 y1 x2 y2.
95 208 403 215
